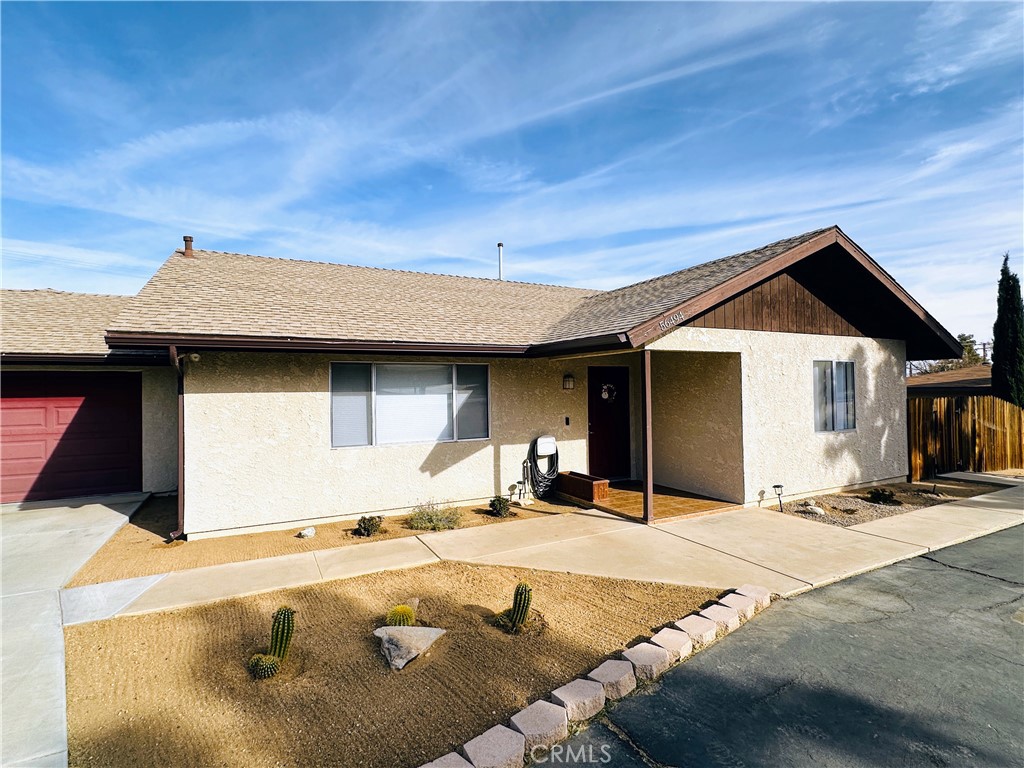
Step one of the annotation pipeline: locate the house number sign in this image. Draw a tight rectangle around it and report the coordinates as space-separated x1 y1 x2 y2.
657 311 686 331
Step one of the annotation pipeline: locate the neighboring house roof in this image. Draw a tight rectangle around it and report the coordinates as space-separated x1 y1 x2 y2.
0 289 146 361
98 224 960 360
907 365 992 396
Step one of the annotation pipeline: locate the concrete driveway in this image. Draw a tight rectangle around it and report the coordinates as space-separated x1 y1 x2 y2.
1 493 148 767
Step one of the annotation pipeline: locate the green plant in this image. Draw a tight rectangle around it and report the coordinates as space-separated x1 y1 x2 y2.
865 488 901 506
407 500 462 531
488 495 512 518
356 515 384 537
269 606 296 660
248 653 279 680
509 581 532 628
992 253 1024 407
385 604 416 626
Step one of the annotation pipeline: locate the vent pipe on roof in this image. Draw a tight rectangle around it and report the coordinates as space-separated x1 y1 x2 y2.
183 235 194 257
497 242 504 281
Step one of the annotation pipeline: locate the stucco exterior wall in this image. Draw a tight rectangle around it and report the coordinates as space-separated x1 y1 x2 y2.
2 363 179 494
648 328 907 503
651 352 744 502
182 353 588 537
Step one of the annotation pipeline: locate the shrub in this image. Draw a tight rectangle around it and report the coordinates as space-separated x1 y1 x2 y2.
488 496 513 517
248 653 279 680
355 515 384 537
385 604 416 626
865 488 901 506
407 500 462 531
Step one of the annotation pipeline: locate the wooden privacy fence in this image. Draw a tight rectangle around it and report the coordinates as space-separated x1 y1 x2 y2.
908 395 1024 481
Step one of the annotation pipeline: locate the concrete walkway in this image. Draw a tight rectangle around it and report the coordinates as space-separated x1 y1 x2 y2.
1 493 149 768
61 481 1023 626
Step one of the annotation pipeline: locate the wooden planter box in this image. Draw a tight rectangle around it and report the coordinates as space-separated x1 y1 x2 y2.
556 471 610 503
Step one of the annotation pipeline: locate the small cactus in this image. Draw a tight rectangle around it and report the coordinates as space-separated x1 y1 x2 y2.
248 653 279 679
269 606 296 660
385 604 416 626
509 581 532 628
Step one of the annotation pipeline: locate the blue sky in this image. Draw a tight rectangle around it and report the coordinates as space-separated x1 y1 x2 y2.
2 2 1021 346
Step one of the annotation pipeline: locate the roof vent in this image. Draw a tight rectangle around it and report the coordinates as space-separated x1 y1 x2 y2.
183 235 194 257
497 242 504 281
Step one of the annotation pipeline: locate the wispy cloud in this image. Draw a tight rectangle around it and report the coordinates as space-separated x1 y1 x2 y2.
1 3 1021 344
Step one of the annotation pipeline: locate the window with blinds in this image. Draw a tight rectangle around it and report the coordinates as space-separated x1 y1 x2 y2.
330 363 489 447
813 360 856 432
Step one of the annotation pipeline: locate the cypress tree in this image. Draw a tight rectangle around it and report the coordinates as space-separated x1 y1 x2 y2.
991 253 1024 407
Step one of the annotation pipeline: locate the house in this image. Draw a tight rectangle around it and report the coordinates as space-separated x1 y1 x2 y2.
0 226 961 538
907 364 992 397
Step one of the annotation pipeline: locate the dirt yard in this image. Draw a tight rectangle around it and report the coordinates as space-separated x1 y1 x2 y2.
65 561 720 768
67 495 577 587
781 478 1006 527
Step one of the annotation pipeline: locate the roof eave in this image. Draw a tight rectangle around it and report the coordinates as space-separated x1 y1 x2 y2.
104 331 531 357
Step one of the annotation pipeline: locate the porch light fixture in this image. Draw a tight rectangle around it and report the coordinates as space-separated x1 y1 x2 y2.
562 373 575 391
772 484 784 513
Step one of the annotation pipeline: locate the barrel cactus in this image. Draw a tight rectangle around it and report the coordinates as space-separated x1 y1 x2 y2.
385 604 416 627
269 606 296 660
509 581 532 628
248 653 279 680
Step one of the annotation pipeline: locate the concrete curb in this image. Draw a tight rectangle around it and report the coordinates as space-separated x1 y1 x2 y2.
419 586 774 768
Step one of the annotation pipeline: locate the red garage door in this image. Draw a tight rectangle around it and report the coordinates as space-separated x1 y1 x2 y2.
1 372 142 503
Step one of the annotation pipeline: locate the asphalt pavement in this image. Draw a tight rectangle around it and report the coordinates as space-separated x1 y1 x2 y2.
551 525 1024 768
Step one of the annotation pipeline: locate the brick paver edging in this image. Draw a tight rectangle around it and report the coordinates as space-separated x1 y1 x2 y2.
417 584 774 768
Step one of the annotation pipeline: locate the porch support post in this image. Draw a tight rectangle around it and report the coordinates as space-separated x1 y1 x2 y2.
640 348 654 524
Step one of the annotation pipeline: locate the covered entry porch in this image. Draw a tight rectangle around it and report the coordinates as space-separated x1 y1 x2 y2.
557 348 745 523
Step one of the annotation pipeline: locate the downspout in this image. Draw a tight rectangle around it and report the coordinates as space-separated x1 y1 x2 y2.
169 345 185 540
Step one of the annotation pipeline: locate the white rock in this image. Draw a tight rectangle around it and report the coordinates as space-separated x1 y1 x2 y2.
649 627 693 661
806 505 825 515
297 526 316 538
621 642 672 683
674 614 718 645
586 659 637 700
735 584 772 610
510 700 568 752
372 626 445 670
550 678 605 721
460 725 525 768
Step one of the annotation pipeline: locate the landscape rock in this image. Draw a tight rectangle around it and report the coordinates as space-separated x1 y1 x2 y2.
419 753 473 768
649 627 693 661
699 603 741 633
674 614 718 645
550 678 605 721
621 642 672 683
586 659 637 700
510 700 568 752
806 505 825 515
372 626 445 670
736 584 772 610
405 597 421 612
296 527 316 538
460 724 525 768
718 592 757 620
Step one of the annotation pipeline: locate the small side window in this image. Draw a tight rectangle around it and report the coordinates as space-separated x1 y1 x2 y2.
331 363 372 447
814 360 855 432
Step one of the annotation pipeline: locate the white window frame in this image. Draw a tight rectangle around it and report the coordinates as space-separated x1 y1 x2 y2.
813 359 856 434
330 362 491 448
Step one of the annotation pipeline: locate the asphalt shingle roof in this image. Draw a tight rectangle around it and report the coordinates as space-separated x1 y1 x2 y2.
1 289 132 357
109 227 838 349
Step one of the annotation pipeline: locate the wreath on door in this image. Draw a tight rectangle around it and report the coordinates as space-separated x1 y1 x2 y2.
600 383 618 402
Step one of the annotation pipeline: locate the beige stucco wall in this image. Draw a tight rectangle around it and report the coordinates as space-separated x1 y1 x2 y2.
651 352 744 502
2 364 179 494
648 327 908 504
182 352 589 537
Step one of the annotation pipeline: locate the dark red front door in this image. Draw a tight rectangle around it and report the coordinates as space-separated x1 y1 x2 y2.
0 372 142 502
588 366 631 479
